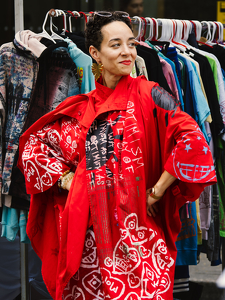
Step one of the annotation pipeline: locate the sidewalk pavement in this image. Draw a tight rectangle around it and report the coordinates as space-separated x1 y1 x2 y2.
188 253 225 300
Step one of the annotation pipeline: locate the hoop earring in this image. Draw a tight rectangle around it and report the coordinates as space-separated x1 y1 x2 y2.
91 63 103 81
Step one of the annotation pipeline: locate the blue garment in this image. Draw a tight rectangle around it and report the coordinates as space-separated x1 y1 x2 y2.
1 205 19 241
178 54 210 143
166 47 182 88
175 202 198 265
1 205 30 242
65 38 95 94
145 41 184 110
221 68 225 91
19 210 30 243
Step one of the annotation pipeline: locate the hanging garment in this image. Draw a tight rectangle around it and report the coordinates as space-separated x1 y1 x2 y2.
135 55 149 79
65 38 95 94
145 40 184 109
136 44 173 95
175 201 198 266
18 75 216 299
0 30 80 210
139 41 179 100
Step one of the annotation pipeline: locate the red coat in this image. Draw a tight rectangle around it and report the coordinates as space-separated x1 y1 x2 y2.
18 75 216 300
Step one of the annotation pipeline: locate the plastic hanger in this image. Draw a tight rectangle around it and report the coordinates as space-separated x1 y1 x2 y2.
171 19 188 51
53 9 67 36
33 11 56 43
156 19 173 41
132 16 142 42
151 18 158 41
191 20 213 48
145 17 154 41
214 21 224 44
49 10 65 40
67 11 81 32
181 20 192 42
140 17 147 41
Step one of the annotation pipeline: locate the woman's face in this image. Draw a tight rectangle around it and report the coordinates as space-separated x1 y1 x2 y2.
92 21 137 80
126 0 144 17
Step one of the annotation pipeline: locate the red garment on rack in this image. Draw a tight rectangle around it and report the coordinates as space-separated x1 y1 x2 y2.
18 75 216 300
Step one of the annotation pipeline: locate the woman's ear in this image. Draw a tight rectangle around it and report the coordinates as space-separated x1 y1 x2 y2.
89 45 101 64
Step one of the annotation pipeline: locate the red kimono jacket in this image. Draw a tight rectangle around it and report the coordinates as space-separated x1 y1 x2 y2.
18 75 216 300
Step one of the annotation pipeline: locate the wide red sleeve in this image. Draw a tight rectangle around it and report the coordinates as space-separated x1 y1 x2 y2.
140 80 217 204
21 117 80 194
162 106 216 184
151 85 217 202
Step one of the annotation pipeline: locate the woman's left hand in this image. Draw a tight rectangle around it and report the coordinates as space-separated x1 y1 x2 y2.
146 191 160 217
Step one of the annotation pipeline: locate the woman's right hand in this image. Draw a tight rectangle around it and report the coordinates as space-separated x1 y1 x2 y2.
61 172 75 191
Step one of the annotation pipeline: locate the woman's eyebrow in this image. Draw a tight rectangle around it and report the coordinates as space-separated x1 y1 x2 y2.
109 37 135 42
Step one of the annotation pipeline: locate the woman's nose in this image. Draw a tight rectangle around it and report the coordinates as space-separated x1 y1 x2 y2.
121 45 131 55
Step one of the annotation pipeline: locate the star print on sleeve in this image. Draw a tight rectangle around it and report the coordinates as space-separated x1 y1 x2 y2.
164 129 216 183
202 146 208 154
184 144 192 153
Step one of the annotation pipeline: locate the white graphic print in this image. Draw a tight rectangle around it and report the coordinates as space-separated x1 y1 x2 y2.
124 292 141 300
128 272 141 288
80 229 99 269
22 117 82 192
152 239 174 274
113 240 141 275
82 270 104 299
102 213 174 299
172 130 215 181
102 268 126 300
63 286 85 300
123 213 155 245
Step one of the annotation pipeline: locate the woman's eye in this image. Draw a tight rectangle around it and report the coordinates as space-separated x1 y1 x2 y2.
129 42 135 47
112 44 120 47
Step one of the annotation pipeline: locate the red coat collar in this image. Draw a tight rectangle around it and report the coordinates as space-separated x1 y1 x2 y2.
80 75 134 128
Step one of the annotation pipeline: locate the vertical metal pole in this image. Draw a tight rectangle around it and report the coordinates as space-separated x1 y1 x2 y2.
14 0 24 33
14 0 28 296
20 243 29 300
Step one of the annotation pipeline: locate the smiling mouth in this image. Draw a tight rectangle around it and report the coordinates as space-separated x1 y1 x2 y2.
120 61 132 65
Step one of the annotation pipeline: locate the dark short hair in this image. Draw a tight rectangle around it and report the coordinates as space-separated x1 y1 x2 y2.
85 12 132 51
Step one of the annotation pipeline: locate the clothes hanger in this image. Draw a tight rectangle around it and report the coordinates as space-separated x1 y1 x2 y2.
181 20 192 42
67 11 80 33
145 17 154 41
140 17 147 41
214 21 224 44
151 18 159 41
156 18 173 42
33 11 56 43
53 9 67 36
49 10 65 40
132 16 142 42
191 20 213 48
170 19 188 52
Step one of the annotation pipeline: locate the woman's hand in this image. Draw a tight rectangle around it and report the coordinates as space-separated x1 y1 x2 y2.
146 170 177 217
60 171 75 191
146 188 163 217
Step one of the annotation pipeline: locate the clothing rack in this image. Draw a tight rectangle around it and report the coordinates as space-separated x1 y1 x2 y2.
14 2 29 300
12 1 225 299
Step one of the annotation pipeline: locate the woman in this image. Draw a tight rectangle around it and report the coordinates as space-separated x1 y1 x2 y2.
18 12 216 300
120 0 144 17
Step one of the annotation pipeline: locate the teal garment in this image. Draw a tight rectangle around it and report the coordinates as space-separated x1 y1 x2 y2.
1 206 30 243
19 210 30 243
175 202 198 266
145 41 184 110
1 205 19 241
65 38 95 94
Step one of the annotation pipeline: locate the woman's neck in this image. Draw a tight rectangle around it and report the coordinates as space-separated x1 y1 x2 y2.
102 72 122 90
